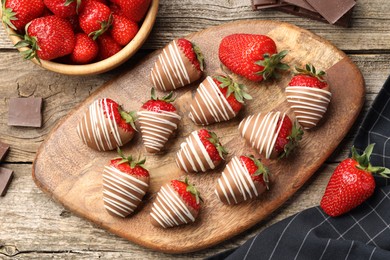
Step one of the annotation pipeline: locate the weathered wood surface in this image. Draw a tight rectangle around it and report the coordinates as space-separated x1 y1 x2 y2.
0 0 389 258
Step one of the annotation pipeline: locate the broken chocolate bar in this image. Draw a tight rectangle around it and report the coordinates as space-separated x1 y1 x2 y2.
251 0 288 10
0 167 13 196
0 141 10 162
8 97 43 128
305 0 356 24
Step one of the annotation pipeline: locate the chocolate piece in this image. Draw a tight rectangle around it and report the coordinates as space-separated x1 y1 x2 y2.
281 0 316 12
251 0 288 10
306 0 356 24
103 165 149 218
0 167 14 196
77 98 135 151
189 76 237 126
138 110 181 153
8 97 43 127
0 141 10 162
215 156 267 205
150 182 198 228
286 86 331 130
150 39 202 91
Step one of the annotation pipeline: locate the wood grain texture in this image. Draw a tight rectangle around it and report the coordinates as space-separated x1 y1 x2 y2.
32 20 364 253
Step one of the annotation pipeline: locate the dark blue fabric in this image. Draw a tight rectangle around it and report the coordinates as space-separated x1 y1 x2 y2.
208 76 390 260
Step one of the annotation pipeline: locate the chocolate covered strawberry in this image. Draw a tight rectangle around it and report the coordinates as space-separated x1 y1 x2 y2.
150 177 202 228
111 0 151 22
2 0 45 31
189 75 252 125
321 144 390 217
150 38 204 91
239 111 303 159
70 32 98 64
103 149 149 218
14 15 75 61
219 34 289 82
286 64 332 130
215 155 269 205
176 129 227 173
138 88 181 153
78 0 112 39
77 98 137 151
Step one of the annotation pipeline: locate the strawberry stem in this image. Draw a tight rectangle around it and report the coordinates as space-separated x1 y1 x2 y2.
1 0 18 31
184 177 203 204
150 88 175 103
89 13 113 41
249 155 270 190
279 120 303 159
352 144 390 177
208 132 228 160
13 22 41 63
119 110 138 132
255 50 289 81
192 43 204 71
214 74 252 104
294 64 326 82
115 147 146 168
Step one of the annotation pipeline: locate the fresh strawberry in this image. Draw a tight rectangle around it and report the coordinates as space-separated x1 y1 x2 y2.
2 0 45 31
273 115 303 158
141 88 176 113
213 75 252 113
43 0 84 18
321 144 390 217
109 3 124 16
240 155 269 187
177 38 204 72
110 149 149 177
70 33 98 64
78 0 112 39
110 0 150 22
103 98 137 132
171 178 202 211
110 14 138 46
97 33 122 60
15 15 75 61
67 15 81 32
198 129 227 163
289 64 328 89
219 34 289 82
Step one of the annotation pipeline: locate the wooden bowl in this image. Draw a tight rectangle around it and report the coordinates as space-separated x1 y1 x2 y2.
1 0 159 76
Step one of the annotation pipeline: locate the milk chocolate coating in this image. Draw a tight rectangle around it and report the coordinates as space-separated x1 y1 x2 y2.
175 130 220 173
286 86 331 130
189 76 236 125
215 156 266 205
150 39 202 91
77 99 134 151
150 182 198 228
138 109 181 153
103 165 149 218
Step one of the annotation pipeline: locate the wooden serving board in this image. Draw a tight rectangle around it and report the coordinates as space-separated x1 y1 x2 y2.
33 20 364 254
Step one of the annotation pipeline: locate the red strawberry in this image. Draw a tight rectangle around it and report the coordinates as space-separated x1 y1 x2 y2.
177 38 204 72
198 129 227 163
110 14 138 46
286 64 331 130
97 33 122 60
219 34 289 82
109 3 124 16
43 0 84 18
15 15 75 61
103 148 149 217
213 75 252 113
141 88 176 113
78 0 112 39
215 155 269 205
70 33 98 64
2 0 45 31
150 177 202 228
273 115 303 158
77 98 137 151
111 0 151 22
320 144 390 217
67 15 81 31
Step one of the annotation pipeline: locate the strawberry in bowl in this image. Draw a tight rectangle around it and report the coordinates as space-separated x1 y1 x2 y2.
189 74 252 125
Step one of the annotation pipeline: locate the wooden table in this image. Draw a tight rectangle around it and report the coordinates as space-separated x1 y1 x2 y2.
0 1 388 258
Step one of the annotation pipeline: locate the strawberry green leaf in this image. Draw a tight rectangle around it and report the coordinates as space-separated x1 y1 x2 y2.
279 120 303 159
352 144 390 177
1 1 18 31
255 50 289 81
294 64 326 82
193 44 204 71
119 110 138 132
249 155 270 190
214 74 251 104
89 13 113 41
185 177 203 204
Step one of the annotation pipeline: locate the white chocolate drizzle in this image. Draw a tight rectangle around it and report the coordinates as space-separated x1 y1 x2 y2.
102 165 149 218
138 110 181 152
215 156 259 205
239 112 285 159
286 86 331 129
77 99 123 151
189 76 236 125
150 184 196 228
150 40 191 91
175 130 215 173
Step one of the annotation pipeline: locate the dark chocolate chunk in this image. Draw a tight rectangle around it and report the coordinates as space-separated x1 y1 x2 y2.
8 97 43 127
0 141 10 162
0 167 13 196
306 0 356 24
251 0 288 10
